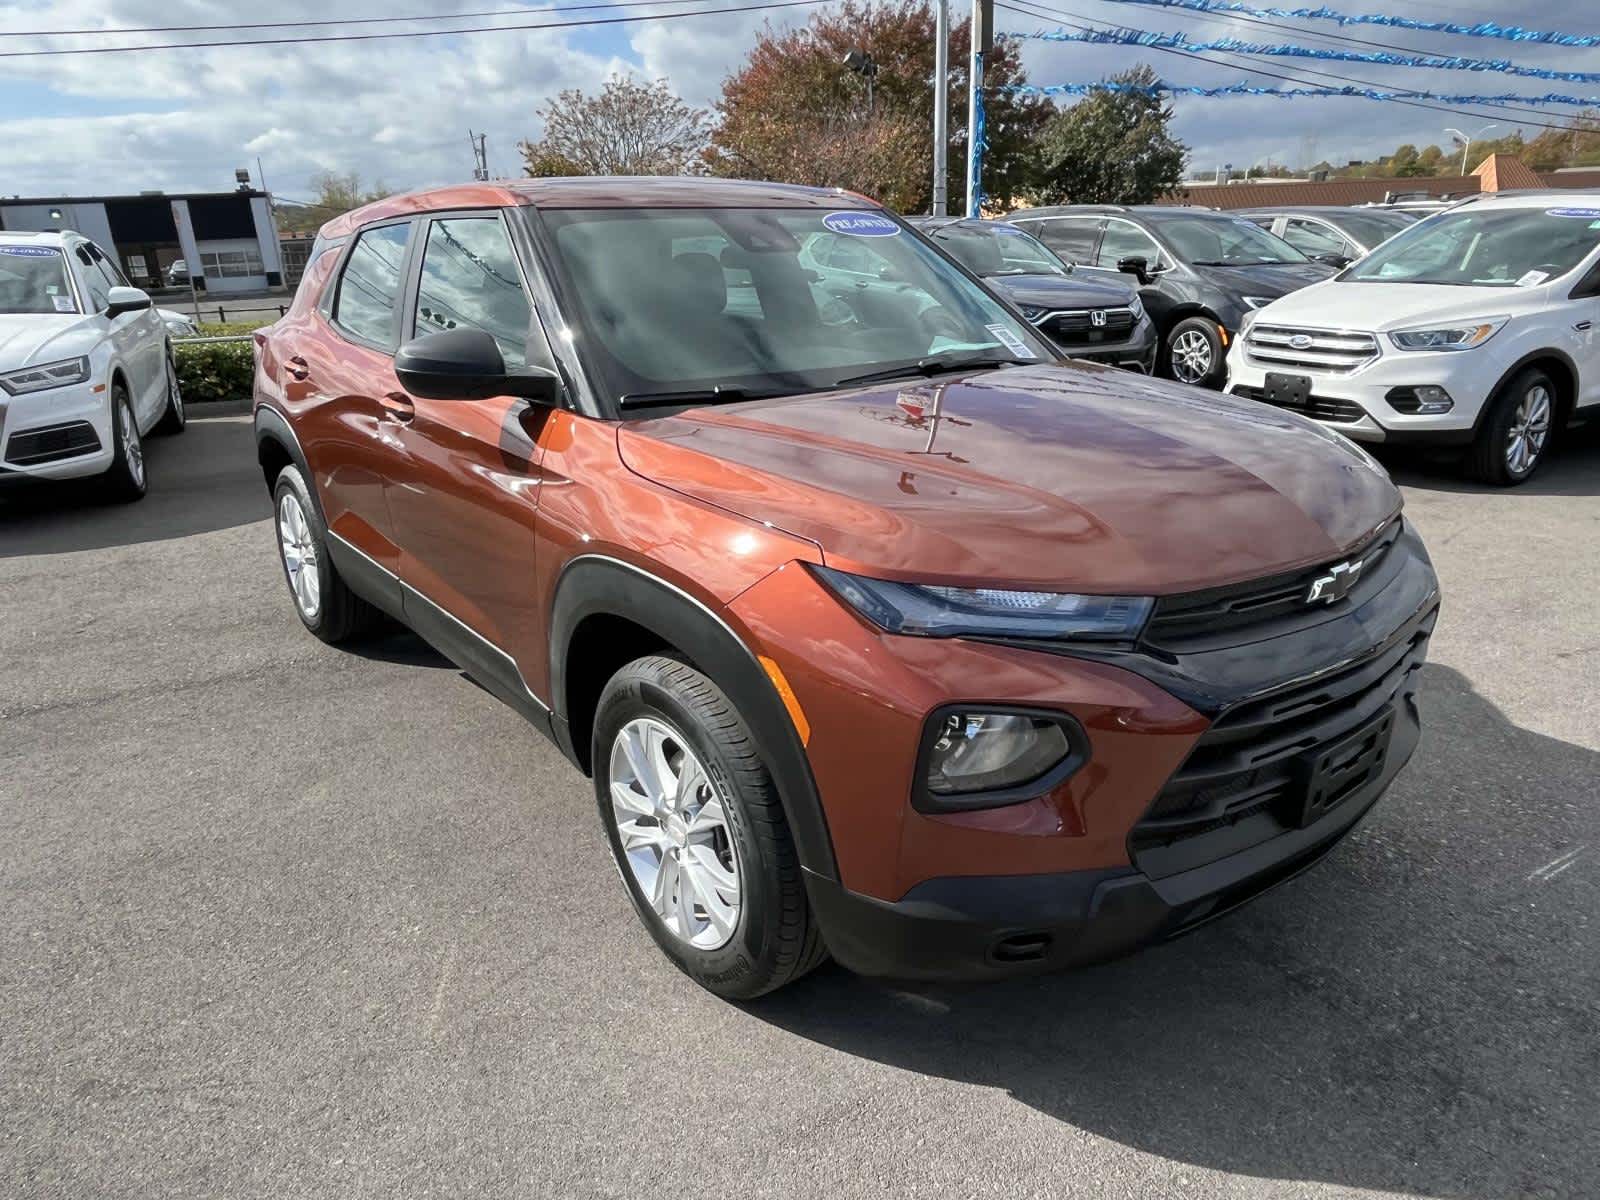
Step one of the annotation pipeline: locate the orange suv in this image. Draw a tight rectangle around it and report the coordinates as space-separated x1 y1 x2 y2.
254 178 1440 998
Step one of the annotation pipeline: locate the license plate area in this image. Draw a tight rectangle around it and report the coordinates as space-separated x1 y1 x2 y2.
1264 371 1313 407
1283 707 1395 829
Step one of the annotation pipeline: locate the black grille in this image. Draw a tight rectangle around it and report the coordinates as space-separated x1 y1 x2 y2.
5 420 101 466
1231 384 1365 424
1144 520 1403 652
1130 617 1432 880
1041 307 1136 346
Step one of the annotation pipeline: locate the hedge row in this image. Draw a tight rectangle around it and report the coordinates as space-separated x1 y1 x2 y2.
175 339 253 404
197 320 265 338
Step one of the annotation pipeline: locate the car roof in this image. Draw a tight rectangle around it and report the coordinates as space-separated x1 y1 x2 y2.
322 176 878 239
0 229 79 247
1235 206 1408 218
1457 189 1600 208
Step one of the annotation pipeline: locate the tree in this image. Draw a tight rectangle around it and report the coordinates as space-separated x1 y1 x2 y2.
1525 111 1600 170
519 75 708 176
1026 66 1187 205
706 0 1053 213
279 171 390 232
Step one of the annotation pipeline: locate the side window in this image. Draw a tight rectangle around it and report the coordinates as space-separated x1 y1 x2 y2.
90 244 130 287
415 216 534 369
333 222 411 347
1282 218 1347 258
75 246 112 311
1096 220 1161 269
1032 218 1099 263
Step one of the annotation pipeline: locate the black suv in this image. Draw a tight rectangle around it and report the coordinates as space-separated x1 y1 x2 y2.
1007 205 1336 388
910 217 1157 372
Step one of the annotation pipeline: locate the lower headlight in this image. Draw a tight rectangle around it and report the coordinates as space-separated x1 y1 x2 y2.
810 566 1153 642
1128 294 1144 320
0 356 91 396
918 706 1086 810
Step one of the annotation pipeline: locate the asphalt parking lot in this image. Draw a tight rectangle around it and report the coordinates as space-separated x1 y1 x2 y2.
2 403 1597 1199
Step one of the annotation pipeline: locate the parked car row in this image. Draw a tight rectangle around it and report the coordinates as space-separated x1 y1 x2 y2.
0 229 186 500
253 176 1440 999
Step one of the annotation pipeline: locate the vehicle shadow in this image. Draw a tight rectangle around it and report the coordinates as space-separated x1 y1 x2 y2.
752 663 1598 1198
1373 419 1600 497
0 404 267 557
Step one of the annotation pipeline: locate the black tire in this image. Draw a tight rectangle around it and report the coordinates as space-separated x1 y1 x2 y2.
1162 316 1226 389
100 382 148 503
592 655 827 999
152 349 186 435
1467 367 1557 487
270 464 379 644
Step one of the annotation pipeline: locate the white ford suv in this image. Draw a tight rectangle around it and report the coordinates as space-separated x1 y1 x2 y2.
0 229 185 501
1225 191 1600 485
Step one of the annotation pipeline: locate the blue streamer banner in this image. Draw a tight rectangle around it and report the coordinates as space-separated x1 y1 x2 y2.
1087 0 1600 48
999 78 1600 106
1002 26 1600 84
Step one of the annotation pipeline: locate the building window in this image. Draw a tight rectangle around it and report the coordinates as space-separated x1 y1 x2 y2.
199 248 264 278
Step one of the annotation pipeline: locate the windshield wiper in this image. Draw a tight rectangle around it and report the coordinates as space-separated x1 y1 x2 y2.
834 353 1030 389
618 385 787 409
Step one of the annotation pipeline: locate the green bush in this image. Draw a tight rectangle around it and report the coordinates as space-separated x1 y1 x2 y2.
196 320 266 338
175 339 253 403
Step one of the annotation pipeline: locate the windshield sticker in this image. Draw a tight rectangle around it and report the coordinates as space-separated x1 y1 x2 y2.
1546 207 1600 218
0 245 62 257
986 323 1036 358
1516 269 1550 287
822 211 900 237
51 294 74 312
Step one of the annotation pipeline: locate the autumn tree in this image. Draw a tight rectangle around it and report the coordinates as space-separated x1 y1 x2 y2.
706 0 1053 212
1524 110 1600 170
281 171 390 231
1026 66 1187 205
519 75 708 176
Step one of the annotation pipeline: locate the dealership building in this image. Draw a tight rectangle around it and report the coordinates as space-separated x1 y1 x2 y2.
0 188 284 294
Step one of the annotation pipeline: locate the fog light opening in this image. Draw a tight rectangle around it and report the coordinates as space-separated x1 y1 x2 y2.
926 711 1070 796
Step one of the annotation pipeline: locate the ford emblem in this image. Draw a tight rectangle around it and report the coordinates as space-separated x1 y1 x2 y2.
1288 333 1314 350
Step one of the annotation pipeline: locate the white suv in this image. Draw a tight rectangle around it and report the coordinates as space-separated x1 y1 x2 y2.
0 229 184 500
1225 191 1600 485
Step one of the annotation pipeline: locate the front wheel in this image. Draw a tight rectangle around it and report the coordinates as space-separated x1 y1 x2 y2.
153 350 186 435
1468 368 1556 486
1163 317 1226 388
593 655 826 999
100 384 147 503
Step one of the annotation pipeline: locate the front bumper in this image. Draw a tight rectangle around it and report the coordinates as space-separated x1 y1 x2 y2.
1050 315 1159 373
0 379 115 481
1224 341 1494 445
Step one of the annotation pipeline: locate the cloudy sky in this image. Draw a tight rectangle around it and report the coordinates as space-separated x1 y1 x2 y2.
0 0 1594 207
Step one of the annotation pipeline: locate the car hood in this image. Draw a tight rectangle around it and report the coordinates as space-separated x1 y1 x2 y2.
1194 260 1337 299
985 272 1135 309
1253 278 1550 330
0 312 99 368
617 363 1400 595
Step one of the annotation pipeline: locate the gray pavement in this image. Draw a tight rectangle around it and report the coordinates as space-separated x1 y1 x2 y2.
2 406 1597 1199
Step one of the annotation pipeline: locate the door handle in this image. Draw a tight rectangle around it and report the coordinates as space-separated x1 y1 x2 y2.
285 355 310 380
380 391 416 422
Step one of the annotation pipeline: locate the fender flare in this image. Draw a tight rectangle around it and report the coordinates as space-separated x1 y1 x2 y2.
1474 347 1582 435
252 403 326 523
549 554 839 882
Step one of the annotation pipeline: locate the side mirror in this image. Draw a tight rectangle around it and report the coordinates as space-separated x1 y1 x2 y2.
1314 252 1353 268
105 286 152 319
394 329 560 405
1116 256 1155 286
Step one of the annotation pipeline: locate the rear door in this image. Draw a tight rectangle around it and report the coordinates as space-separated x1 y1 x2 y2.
292 218 417 582
384 209 557 683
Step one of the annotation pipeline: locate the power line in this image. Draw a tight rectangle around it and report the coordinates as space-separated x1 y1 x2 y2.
996 0 1583 130
0 0 830 59
0 0 748 39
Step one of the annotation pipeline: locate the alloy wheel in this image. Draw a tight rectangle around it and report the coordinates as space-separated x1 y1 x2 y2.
168 356 184 421
1505 383 1552 477
120 398 144 489
1170 329 1213 384
277 492 321 618
608 716 742 950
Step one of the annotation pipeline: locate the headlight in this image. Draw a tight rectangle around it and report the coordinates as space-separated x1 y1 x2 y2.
1017 303 1047 321
1127 294 1144 320
811 565 1153 641
1242 295 1274 310
0 356 91 396
1389 317 1507 352
916 706 1087 809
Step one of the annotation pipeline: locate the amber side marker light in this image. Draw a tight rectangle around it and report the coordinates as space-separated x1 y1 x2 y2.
758 655 810 746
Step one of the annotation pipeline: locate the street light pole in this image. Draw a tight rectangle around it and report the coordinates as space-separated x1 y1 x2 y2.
932 0 949 216
1444 123 1498 176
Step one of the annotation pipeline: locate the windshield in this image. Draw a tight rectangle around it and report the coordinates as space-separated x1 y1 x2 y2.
929 222 1067 277
0 246 79 315
1335 211 1413 249
1347 206 1600 286
1147 214 1311 266
539 207 1051 410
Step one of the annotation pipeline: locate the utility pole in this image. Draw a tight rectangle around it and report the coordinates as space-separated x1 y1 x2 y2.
469 130 490 181
933 0 949 215
965 0 991 218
